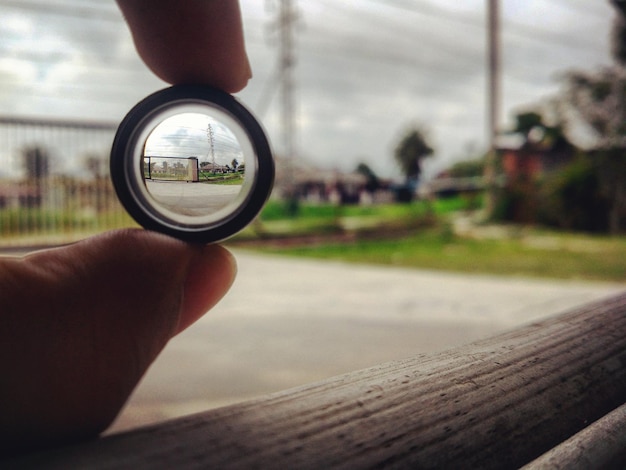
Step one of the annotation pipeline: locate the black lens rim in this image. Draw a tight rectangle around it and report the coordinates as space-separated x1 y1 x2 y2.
110 85 274 244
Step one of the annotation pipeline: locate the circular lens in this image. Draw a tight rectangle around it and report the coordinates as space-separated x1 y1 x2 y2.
111 86 274 243
143 112 246 219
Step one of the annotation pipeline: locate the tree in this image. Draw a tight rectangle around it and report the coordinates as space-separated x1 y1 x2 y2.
231 158 239 171
563 1 625 148
511 111 567 145
173 161 185 175
393 127 434 182
23 146 50 180
512 111 543 139
558 1 626 233
84 154 105 179
564 68 626 148
356 162 380 193
611 0 626 65
448 159 485 178
562 67 626 233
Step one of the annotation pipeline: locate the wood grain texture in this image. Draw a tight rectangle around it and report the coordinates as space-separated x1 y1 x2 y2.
522 402 626 469
8 292 626 469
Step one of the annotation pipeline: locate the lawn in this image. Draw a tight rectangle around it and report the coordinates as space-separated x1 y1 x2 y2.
200 173 244 185
253 229 626 282
234 198 626 283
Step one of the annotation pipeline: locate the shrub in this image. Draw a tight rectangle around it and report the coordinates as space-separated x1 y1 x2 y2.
538 156 610 232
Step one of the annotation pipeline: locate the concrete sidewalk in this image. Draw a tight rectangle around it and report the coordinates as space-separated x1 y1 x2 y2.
111 250 625 432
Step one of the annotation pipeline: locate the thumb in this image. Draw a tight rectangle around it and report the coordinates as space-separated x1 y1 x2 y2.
0 229 236 456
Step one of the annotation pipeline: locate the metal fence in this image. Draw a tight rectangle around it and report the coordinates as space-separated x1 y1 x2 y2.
0 116 135 248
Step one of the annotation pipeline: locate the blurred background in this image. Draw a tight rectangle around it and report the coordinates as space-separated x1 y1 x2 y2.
0 0 624 431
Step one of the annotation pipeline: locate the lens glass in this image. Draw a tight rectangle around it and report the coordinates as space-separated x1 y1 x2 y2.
111 86 274 243
142 112 246 218
127 103 257 229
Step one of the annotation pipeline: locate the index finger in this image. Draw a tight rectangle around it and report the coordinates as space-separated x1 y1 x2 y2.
117 0 251 93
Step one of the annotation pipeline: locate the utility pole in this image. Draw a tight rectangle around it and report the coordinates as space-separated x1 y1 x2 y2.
485 0 500 217
277 0 297 193
207 123 215 173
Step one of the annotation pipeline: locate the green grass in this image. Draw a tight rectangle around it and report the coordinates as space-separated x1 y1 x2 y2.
259 195 480 221
260 199 430 221
239 198 626 282
200 174 244 185
235 200 434 239
4 196 623 282
0 208 135 239
252 227 626 282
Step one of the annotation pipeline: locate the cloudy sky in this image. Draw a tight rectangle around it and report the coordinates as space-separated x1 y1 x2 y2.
0 0 617 180
145 113 244 166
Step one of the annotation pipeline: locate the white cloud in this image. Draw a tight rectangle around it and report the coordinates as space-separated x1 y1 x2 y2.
0 0 618 181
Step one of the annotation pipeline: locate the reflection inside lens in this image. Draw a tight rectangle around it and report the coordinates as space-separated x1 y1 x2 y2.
141 112 245 217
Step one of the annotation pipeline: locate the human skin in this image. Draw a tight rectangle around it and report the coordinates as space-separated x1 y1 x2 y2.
0 0 249 457
117 0 251 92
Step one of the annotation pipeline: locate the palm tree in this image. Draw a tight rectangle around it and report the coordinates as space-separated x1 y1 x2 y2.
393 127 433 183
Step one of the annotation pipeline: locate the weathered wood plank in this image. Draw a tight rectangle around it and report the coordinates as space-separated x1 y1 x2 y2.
522 402 626 469
7 292 626 469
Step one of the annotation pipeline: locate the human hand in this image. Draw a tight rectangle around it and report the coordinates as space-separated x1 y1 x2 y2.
0 231 236 455
0 0 248 456
117 0 251 92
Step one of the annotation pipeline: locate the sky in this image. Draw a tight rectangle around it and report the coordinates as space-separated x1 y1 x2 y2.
0 0 617 181
145 113 244 167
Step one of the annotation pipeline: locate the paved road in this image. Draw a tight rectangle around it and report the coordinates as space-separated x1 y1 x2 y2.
110 250 625 433
146 180 241 216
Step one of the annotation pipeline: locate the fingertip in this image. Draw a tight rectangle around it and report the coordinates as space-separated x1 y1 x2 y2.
117 0 251 93
176 244 237 334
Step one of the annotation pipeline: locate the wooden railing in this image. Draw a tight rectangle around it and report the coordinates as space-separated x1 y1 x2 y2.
7 292 626 469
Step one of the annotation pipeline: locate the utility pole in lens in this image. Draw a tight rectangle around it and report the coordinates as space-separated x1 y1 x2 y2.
485 0 500 216
207 123 215 174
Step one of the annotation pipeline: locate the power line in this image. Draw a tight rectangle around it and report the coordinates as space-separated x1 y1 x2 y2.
289 0 610 99
548 0 609 19
346 0 607 54
0 0 613 129
1 1 607 79
0 0 122 22
362 0 483 29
